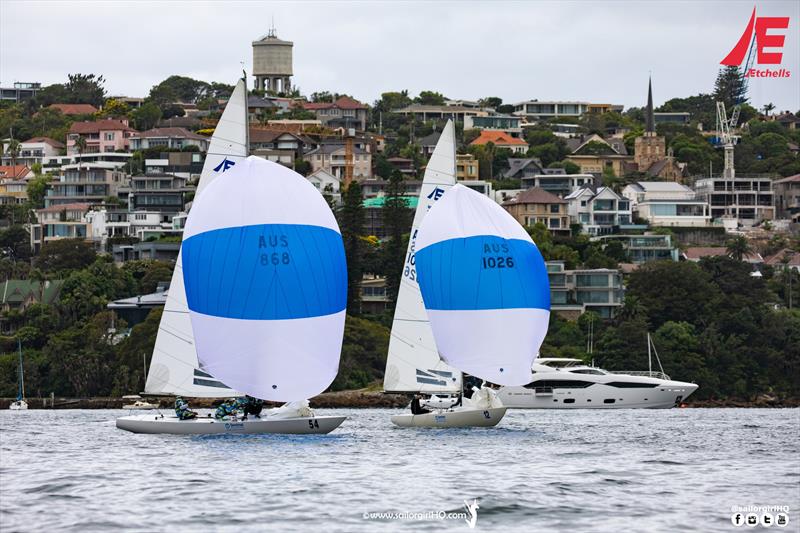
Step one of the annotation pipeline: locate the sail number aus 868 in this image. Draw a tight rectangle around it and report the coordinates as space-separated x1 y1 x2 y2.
259 234 291 266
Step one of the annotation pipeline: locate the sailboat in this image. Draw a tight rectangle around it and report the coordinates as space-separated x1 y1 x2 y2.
391 184 551 427
117 78 348 435
9 339 27 410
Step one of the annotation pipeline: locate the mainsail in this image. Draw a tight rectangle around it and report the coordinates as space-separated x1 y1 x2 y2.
383 120 462 393
144 78 248 397
415 184 550 386
182 157 348 401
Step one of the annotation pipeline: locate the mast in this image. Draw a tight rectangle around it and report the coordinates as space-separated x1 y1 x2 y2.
242 69 250 155
647 332 652 375
17 339 24 401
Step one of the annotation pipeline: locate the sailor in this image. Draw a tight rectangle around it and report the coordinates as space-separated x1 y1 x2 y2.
238 395 265 420
410 394 431 415
174 397 198 420
214 398 239 420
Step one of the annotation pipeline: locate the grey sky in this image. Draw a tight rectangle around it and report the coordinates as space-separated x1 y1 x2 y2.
2 0 798 112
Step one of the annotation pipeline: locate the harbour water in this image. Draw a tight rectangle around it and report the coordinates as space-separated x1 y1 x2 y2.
1 408 798 532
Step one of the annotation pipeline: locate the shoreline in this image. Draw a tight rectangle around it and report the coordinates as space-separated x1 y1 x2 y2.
1 392 798 409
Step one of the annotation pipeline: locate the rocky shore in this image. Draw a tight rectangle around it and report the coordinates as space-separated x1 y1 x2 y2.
1 393 797 410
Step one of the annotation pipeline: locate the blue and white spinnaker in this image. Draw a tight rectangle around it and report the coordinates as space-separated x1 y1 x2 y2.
181 156 347 401
414 184 550 386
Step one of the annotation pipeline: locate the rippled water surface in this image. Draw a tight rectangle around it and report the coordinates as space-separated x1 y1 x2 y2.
1 408 798 532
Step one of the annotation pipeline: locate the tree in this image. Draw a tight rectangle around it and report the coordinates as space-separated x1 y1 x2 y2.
131 102 162 131
310 91 334 103
374 91 412 113
561 160 581 174
713 66 748 109
35 239 97 273
414 91 446 106
62 73 106 106
479 97 502 109
0 225 31 262
339 183 365 316
73 135 87 164
149 75 209 104
98 98 130 118
762 102 776 116
725 235 752 261
5 139 20 167
381 174 410 304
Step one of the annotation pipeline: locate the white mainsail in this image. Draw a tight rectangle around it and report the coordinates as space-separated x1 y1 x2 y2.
383 120 462 393
144 78 248 397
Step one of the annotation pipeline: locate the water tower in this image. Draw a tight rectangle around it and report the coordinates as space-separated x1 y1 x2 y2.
252 26 293 93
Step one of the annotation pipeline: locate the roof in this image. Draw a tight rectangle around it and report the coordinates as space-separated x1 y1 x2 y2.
0 165 32 179
773 174 800 184
504 158 545 178
682 247 763 263
470 130 528 147
36 202 91 213
247 95 278 109
303 96 367 111
418 131 441 147
362 196 419 208
306 143 367 156
248 129 312 144
130 127 206 141
502 187 567 206
764 248 800 267
632 181 693 193
0 279 64 306
69 119 135 135
48 103 98 115
396 104 485 114
107 290 169 309
22 136 64 148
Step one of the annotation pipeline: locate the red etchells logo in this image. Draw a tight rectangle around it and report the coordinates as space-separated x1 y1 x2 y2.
721 7 791 78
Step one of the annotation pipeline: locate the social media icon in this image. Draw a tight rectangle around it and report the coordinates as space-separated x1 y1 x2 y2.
761 513 774 527
732 513 745 526
746 513 759 527
775 512 789 527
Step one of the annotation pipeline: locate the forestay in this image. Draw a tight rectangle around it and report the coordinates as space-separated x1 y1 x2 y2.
182 156 347 401
383 120 462 393
144 78 248 397
415 184 550 386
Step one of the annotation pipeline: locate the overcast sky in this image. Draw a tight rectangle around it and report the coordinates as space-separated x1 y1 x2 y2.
2 1 798 112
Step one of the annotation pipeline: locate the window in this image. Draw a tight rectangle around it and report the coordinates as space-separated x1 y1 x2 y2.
523 380 594 389
570 369 606 375
549 218 561 229
606 382 658 388
104 132 115 141
563 398 575 404
550 204 560 214
580 200 587 207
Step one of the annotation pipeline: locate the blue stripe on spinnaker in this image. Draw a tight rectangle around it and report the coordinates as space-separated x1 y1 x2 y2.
183 223 347 320
416 235 550 311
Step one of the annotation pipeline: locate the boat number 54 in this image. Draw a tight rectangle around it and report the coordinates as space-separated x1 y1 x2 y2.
483 411 490 419
308 419 319 429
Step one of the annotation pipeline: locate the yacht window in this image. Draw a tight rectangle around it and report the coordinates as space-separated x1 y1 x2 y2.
563 398 575 404
523 380 594 389
604 399 616 404
606 382 658 388
570 369 606 375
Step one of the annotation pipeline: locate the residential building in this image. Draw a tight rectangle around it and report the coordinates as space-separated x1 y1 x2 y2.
0 180 29 205
1 137 64 166
307 168 341 203
564 133 633 177
67 118 136 154
773 174 800 221
249 129 315 162
45 163 127 207
124 174 191 218
623 181 711 227
764 249 800 272
245 95 279 122
463 115 522 137
394 104 487 123
30 203 91 253
693 175 775 224
107 286 169 327
305 143 372 180
654 112 691 125
130 127 209 152
547 261 623 319
512 101 590 120
363 196 417 238
0 82 40 102
587 103 624 114
41 152 132 173
469 130 529 154
86 208 169 250
681 247 764 264
565 186 632 235
112 241 181 263
47 103 98 116
418 131 441 159
502 187 570 234
773 111 800 130
302 96 368 130
461 180 493 198
386 157 416 177
504 158 595 196
456 153 479 180
592 234 679 263
359 275 389 314
0 280 64 334
0 165 34 180
142 151 204 179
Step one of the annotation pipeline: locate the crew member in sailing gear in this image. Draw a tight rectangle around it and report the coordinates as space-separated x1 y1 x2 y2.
214 398 239 420
410 394 431 415
174 397 198 420
237 396 265 420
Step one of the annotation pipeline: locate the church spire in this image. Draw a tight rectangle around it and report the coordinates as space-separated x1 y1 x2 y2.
645 76 655 133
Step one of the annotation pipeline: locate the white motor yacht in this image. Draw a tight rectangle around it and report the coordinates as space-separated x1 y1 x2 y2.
497 358 698 409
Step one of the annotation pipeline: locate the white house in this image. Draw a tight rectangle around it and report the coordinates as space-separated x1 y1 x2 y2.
1 137 64 166
622 182 710 228
565 186 632 235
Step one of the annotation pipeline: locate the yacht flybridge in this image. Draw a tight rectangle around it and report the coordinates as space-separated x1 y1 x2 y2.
496 358 698 409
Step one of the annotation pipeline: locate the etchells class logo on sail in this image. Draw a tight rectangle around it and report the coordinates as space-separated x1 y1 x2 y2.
721 6 791 78
213 158 236 172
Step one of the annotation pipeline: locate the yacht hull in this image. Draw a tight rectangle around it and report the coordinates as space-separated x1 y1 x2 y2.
116 414 346 435
497 382 698 409
9 400 27 410
391 407 506 428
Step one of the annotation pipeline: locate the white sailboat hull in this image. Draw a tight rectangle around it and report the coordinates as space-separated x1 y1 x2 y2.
9 400 27 410
390 407 506 428
116 414 347 435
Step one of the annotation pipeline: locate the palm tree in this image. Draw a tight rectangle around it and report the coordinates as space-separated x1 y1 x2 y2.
7 139 21 168
74 135 87 172
725 235 752 261
762 103 776 117
618 294 646 324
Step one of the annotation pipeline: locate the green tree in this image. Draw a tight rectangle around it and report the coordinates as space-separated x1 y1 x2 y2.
339 183 365 316
98 98 131 118
414 90 446 106
374 91 412 113
131 102 162 130
331 315 390 390
26 174 51 209
381 175 410 304
713 66 748 108
0 225 31 262
725 235 752 261
63 73 107 106
34 239 97 273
